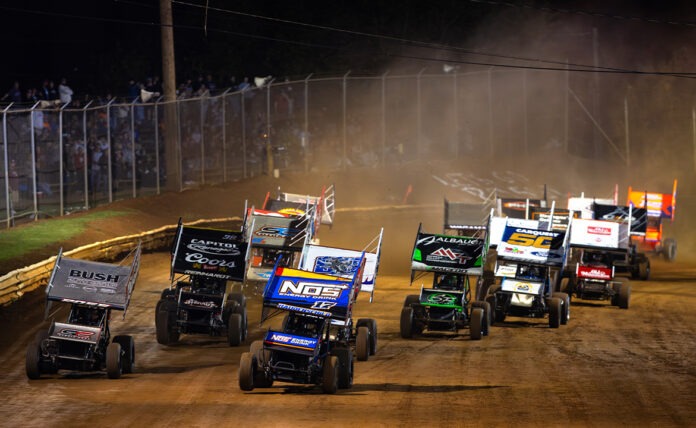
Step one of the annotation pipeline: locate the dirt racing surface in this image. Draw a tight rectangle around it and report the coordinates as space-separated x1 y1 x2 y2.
0 157 695 427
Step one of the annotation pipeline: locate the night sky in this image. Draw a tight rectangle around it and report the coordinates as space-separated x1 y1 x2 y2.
1 0 695 99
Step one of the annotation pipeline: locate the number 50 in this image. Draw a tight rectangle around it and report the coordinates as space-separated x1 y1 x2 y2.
507 232 551 248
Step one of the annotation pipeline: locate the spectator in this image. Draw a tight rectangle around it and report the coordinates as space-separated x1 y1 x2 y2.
58 78 73 105
48 80 58 100
2 81 22 102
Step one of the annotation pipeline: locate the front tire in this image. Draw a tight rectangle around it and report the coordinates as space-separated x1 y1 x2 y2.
554 292 570 325
400 306 415 339
227 313 243 347
112 335 135 374
25 340 42 380
548 298 562 329
357 318 378 355
469 307 484 340
238 352 255 391
333 347 353 389
106 342 122 379
618 283 631 309
321 356 339 394
356 326 370 361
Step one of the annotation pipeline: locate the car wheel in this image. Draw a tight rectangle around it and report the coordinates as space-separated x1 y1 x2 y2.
663 238 677 262
25 340 42 380
321 356 338 394
238 352 255 391
469 307 483 340
400 306 414 339
548 298 562 329
554 292 570 325
484 294 497 326
639 260 651 281
618 283 631 309
356 326 370 361
357 318 378 355
471 301 491 335
112 335 135 374
333 347 353 389
106 342 122 379
227 313 243 347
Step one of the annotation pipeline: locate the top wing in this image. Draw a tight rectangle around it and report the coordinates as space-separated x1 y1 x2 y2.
411 225 484 275
170 223 247 281
46 244 141 311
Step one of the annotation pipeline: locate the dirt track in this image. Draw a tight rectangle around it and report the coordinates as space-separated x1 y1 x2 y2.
1 203 695 427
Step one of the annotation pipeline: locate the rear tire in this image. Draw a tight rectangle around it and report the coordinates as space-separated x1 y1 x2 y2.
469 307 484 340
25 340 42 380
403 294 420 307
554 292 570 325
106 342 122 379
356 326 370 361
155 300 179 345
112 335 135 374
618 283 631 309
400 306 415 339
663 238 677 262
485 294 497 326
471 301 491 336
229 293 248 340
321 356 339 394
638 259 650 281
227 313 243 347
357 318 378 355
333 347 353 389
548 298 562 329
238 352 255 391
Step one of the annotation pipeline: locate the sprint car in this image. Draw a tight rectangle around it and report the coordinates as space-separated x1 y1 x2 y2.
626 181 677 262
400 224 490 340
559 218 631 308
155 220 248 346
298 228 383 359
26 244 142 379
238 258 367 393
484 217 570 328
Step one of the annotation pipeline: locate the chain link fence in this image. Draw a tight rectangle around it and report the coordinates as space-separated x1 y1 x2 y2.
1 69 694 227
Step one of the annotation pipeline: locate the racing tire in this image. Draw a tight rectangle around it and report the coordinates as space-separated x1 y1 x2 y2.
663 238 677 262
321 356 339 394
160 288 175 300
356 326 370 361
611 279 624 306
484 294 498 326
25 340 42 380
249 340 273 387
469 307 484 340
333 347 353 389
357 318 378 356
155 301 179 345
618 283 631 309
238 352 255 391
227 313 243 347
403 294 420 308
112 335 135 374
471 301 491 335
400 306 415 339
229 293 248 340
554 292 570 325
106 342 122 379
548 298 562 329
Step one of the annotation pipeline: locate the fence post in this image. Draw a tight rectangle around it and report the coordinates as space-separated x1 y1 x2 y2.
221 88 230 183
59 102 69 216
241 89 247 179
131 97 138 198
82 101 91 209
381 71 388 166
106 99 115 203
488 67 494 157
2 104 10 228
303 74 312 174
200 95 205 184
176 100 182 191
154 97 162 195
29 104 38 220
342 71 350 170
266 80 274 176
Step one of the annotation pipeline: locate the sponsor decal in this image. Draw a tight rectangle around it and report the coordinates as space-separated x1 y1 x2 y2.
268 333 317 349
60 298 110 308
82 286 97 293
278 280 348 299
515 283 530 292
430 247 471 263
311 301 337 310
184 252 236 268
578 266 612 280
56 328 96 341
69 269 120 283
427 293 458 305
417 235 480 246
314 256 362 276
503 246 524 254
588 226 611 235
277 303 331 317
183 298 218 309
186 238 240 256
255 226 300 239
278 208 305 216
